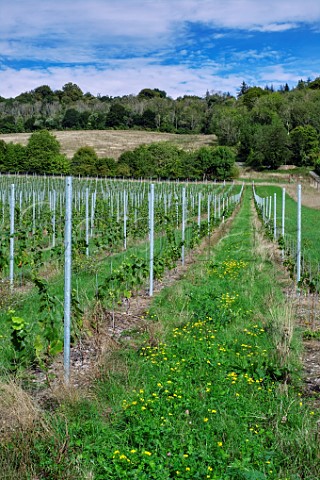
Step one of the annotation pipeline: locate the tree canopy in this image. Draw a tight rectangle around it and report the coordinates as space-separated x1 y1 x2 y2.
117 142 236 180
0 130 70 174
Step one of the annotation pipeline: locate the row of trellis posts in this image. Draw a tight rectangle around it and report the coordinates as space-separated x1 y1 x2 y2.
5 177 244 383
253 183 320 332
253 182 302 283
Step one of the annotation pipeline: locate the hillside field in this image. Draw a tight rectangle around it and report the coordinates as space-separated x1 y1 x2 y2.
0 130 217 159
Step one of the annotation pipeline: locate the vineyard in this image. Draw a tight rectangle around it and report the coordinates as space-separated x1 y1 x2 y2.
0 175 242 376
1 175 320 479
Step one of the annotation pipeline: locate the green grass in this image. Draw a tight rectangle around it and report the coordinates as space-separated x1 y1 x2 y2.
1 188 319 479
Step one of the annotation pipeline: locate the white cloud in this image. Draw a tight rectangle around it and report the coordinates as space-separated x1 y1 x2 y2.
3 1 320 46
177 0 320 29
2 1 320 65
254 23 298 33
0 40 97 64
231 48 282 62
212 33 227 39
257 64 320 85
0 63 243 98
2 1 173 45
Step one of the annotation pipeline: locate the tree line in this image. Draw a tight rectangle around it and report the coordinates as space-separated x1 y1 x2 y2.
0 130 237 180
0 77 320 170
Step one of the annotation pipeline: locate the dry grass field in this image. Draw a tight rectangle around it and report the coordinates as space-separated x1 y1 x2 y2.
0 130 217 159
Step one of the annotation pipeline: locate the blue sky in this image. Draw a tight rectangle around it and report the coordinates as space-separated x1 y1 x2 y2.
1 0 320 99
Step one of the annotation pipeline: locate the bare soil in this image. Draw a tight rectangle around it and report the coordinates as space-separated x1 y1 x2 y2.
0 130 217 159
